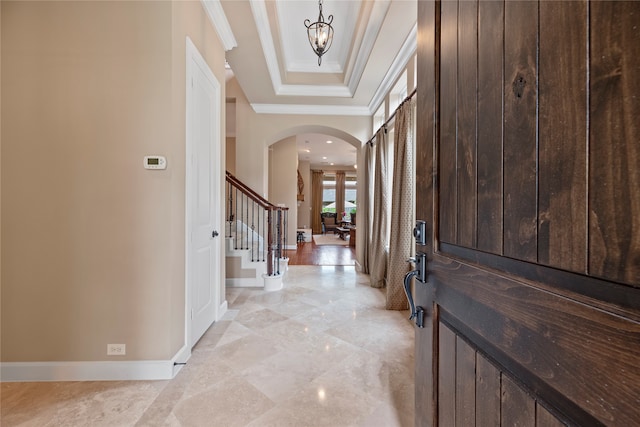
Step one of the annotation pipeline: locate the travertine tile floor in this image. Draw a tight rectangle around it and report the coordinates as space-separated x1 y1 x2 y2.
1 266 415 426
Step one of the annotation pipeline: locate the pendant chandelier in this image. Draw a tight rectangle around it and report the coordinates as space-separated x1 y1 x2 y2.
304 0 334 66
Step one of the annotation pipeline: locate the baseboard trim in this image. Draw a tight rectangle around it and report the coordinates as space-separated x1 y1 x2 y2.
1 359 176 382
172 343 191 365
226 278 261 287
218 300 228 320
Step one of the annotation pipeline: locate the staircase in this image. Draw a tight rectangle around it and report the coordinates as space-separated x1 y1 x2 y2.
225 171 289 291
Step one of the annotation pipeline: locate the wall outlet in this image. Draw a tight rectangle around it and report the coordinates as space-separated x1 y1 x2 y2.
107 344 126 356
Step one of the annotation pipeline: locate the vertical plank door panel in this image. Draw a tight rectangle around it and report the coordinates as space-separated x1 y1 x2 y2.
477 0 504 255
476 354 501 426
536 404 566 427
538 1 588 273
456 0 478 248
502 375 535 427
439 0 458 244
455 336 476 426
589 1 640 285
439 323 457 426
503 0 538 262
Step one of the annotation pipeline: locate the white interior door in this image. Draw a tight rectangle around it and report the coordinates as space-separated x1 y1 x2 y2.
186 38 220 347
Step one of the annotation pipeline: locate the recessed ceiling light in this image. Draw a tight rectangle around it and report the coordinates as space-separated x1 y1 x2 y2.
326 140 333 144
322 156 327 160
305 149 311 153
330 163 334 165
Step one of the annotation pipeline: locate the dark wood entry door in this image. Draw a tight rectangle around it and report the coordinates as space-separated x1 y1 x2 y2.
414 1 640 425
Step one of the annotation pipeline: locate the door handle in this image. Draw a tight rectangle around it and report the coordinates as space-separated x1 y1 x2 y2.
404 269 424 328
404 219 429 328
405 252 428 328
212 230 219 238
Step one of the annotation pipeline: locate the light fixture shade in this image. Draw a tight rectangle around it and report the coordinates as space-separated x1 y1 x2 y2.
304 0 334 66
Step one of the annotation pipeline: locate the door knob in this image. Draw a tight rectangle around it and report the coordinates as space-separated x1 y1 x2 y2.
212 230 219 238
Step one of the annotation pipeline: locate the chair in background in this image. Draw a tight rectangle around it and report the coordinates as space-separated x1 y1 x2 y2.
321 212 339 234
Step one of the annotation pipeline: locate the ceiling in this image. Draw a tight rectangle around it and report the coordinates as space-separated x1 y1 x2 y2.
296 133 359 170
213 0 417 167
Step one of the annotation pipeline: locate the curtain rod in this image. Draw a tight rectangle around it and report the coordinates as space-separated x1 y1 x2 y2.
366 87 417 146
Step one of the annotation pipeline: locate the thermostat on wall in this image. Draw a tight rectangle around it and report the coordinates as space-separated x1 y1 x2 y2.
143 156 167 170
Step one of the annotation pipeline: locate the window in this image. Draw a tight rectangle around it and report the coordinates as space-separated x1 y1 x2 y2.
345 175 357 215
389 70 408 113
322 175 336 212
321 173 357 214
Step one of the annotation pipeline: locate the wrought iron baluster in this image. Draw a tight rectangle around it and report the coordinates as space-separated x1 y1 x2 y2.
251 200 255 261
262 207 266 262
242 193 246 249
234 187 238 249
283 209 288 259
245 193 248 250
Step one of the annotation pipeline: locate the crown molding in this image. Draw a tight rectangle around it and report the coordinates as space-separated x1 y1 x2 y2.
368 23 417 115
201 0 237 51
346 0 391 95
250 0 283 92
251 103 371 116
276 84 352 98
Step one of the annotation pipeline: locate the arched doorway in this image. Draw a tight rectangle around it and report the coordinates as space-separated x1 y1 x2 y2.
267 126 362 266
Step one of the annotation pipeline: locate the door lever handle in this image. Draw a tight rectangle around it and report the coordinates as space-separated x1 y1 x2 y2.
404 270 420 320
212 230 219 238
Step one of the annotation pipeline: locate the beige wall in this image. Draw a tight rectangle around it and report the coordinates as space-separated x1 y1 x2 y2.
225 97 236 174
297 160 311 229
1 0 226 363
268 137 298 248
226 76 371 198
0 2 3 324
226 137 236 175
225 257 254 279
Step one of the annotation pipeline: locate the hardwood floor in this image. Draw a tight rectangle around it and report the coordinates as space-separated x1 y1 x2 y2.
286 238 356 266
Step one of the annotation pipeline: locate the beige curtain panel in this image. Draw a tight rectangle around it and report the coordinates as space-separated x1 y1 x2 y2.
386 98 415 310
369 129 389 289
311 170 324 234
336 171 345 218
361 142 375 274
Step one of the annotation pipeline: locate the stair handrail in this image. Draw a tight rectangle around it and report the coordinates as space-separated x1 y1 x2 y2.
225 171 272 209
225 171 289 277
